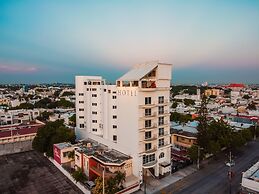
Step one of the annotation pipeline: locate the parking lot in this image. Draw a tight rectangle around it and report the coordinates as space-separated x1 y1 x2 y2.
0 151 83 194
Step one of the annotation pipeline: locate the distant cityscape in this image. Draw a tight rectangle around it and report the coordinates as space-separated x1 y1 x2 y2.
0 62 259 194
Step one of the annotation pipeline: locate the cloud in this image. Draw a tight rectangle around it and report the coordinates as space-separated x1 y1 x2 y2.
0 62 39 73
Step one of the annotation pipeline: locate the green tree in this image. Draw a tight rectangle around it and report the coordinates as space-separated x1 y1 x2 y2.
183 99 195 106
32 120 76 157
72 168 87 183
69 114 76 126
187 145 198 161
196 96 209 150
171 102 178 109
247 102 256 110
209 95 217 99
37 111 53 122
243 94 250 100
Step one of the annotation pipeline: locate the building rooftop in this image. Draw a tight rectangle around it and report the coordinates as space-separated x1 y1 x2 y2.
54 142 73 150
0 122 44 139
118 62 158 81
76 138 131 165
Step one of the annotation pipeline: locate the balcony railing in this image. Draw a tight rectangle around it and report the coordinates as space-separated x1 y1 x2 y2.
139 104 157 108
158 99 170 104
143 134 157 142
158 121 170 127
158 141 170 148
145 112 157 116
143 159 157 168
144 123 157 129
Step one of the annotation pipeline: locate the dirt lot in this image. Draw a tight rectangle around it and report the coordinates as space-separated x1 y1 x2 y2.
0 151 83 194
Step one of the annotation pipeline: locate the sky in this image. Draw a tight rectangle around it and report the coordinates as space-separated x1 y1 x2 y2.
0 0 259 84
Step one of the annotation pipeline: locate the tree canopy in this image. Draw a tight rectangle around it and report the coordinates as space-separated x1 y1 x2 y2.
92 171 126 194
32 120 76 157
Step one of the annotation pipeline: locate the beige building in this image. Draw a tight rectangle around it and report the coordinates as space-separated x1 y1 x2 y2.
204 89 220 97
75 62 172 183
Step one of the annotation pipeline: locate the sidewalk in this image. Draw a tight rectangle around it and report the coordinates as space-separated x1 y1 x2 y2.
134 165 197 194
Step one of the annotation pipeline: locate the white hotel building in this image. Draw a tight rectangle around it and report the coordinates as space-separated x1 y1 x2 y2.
75 62 172 182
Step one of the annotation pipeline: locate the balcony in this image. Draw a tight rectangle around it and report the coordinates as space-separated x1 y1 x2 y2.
90 166 115 178
142 147 157 154
140 81 157 92
158 110 170 116
142 134 157 142
158 131 170 137
143 159 157 168
140 112 157 119
158 141 171 149
158 99 170 105
140 123 157 131
139 104 157 108
158 121 170 127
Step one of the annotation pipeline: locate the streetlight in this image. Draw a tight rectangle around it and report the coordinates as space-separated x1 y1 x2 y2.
226 151 235 194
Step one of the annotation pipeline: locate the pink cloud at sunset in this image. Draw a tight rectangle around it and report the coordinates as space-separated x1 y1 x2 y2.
0 62 38 73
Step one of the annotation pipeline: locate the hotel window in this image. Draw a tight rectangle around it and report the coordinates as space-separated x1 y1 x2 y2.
88 81 92 85
113 115 117 119
145 143 152 151
113 91 116 94
87 88 89 91
117 81 121 87
79 124 84 128
92 120 97 123
158 106 164 115
79 93 84 96
92 88 97 91
92 94 97 97
79 101 84 104
112 96 116 99
92 128 97 132
79 108 84 111
158 138 165 147
158 128 164 136
145 97 151 105
159 152 165 159
104 89 106 92
143 154 155 165
84 82 87 85
145 120 151 128
113 105 117 109
79 116 84 119
145 131 152 139
158 96 164 103
158 117 164 126
92 103 97 106
92 111 97 115
108 90 111 93
113 135 117 142
145 108 151 116
113 125 117 129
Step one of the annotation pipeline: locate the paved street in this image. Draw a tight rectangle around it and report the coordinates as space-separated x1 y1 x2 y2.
155 140 259 194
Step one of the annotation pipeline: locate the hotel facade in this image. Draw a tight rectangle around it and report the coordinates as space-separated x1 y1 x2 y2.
75 62 172 182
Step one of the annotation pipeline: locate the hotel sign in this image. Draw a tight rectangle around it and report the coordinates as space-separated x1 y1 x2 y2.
117 89 137 96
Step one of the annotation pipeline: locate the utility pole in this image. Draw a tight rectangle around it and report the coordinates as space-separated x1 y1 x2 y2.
254 122 257 141
197 146 203 170
103 167 105 194
228 151 234 194
144 169 147 194
197 146 200 170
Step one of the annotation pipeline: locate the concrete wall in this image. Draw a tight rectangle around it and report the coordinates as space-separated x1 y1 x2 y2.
0 140 33 156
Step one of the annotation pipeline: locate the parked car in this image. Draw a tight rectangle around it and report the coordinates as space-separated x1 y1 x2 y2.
85 181 96 190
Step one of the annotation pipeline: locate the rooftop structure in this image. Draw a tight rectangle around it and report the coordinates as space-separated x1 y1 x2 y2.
241 161 259 193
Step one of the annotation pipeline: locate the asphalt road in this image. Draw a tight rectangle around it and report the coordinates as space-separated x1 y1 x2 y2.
156 140 259 194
